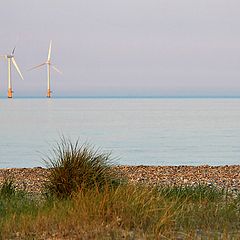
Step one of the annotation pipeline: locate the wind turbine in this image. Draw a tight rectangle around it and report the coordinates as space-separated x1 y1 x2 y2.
29 40 62 98
2 47 24 98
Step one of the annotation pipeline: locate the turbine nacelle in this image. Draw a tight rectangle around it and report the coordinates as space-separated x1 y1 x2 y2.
6 47 16 59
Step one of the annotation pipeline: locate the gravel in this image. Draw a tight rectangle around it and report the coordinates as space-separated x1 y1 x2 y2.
0 165 240 194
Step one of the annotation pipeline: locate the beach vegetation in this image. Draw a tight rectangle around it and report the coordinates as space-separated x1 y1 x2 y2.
0 181 239 239
43 137 120 199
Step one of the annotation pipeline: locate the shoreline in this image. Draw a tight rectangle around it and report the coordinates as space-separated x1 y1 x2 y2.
0 165 240 194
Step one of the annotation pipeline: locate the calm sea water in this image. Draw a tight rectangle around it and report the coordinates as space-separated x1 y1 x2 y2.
0 98 240 168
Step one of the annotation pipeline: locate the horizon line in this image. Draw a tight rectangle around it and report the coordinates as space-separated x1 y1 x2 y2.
1 95 240 99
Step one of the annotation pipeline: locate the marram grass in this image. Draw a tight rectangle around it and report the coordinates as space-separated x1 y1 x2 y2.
43 137 120 198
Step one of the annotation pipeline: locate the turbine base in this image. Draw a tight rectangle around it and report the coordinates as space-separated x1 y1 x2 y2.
8 88 13 98
47 89 52 98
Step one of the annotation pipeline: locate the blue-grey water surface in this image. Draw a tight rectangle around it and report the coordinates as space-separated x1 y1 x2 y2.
0 98 240 168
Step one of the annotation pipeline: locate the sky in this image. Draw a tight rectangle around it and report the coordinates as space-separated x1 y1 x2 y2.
0 0 240 97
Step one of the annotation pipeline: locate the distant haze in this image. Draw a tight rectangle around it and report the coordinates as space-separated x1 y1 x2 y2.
0 0 240 97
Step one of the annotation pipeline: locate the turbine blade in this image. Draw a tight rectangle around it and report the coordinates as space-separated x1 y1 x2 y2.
47 40 52 61
12 46 16 55
28 62 46 71
51 65 62 74
12 57 24 80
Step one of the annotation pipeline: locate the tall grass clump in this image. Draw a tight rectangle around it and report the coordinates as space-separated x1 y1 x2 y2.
44 137 119 199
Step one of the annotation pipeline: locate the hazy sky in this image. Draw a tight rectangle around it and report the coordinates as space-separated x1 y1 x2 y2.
0 0 240 97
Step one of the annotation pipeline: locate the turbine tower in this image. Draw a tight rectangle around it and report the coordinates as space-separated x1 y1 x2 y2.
2 47 24 98
29 40 62 98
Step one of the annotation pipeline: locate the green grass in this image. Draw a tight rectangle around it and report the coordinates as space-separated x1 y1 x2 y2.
158 184 225 202
0 183 239 239
0 178 39 239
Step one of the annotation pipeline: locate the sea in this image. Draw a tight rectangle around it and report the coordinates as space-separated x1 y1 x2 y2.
0 97 240 168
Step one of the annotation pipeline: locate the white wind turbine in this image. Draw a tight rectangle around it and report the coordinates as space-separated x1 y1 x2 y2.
29 40 62 98
2 47 24 98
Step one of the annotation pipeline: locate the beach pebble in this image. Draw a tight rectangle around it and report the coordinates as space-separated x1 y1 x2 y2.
0 165 240 194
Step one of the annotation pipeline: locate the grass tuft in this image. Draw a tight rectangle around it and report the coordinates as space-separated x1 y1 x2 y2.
44 137 120 198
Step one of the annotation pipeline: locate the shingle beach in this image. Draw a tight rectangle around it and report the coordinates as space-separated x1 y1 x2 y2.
0 165 240 194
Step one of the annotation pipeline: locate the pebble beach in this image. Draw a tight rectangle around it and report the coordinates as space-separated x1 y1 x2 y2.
0 165 240 194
